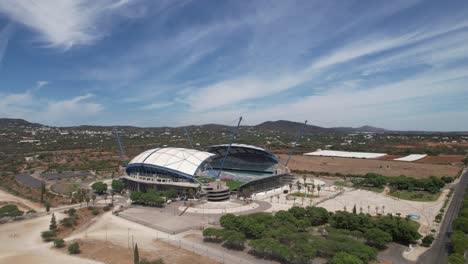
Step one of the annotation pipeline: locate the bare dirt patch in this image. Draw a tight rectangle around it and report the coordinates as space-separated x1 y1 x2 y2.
377 155 403 160
62 238 219 264
280 154 462 178
56 207 105 239
417 155 464 164
0 175 69 207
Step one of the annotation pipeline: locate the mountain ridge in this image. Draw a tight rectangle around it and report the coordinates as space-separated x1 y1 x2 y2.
0 118 386 133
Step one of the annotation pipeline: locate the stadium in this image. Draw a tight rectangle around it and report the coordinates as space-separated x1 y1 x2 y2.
121 144 292 195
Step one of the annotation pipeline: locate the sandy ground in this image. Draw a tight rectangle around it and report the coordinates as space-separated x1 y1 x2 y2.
182 200 259 214
0 188 44 211
0 212 99 264
279 154 462 178
67 212 249 263
253 180 447 236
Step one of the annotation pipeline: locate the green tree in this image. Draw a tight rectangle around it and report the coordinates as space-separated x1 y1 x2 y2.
421 234 434 247
91 181 108 195
330 252 363 264
352 204 357 214
40 181 46 202
450 231 468 254
453 217 468 233
112 179 125 193
41 230 56 242
54 239 65 248
364 228 392 249
448 253 465 264
49 213 57 231
134 243 140 264
44 201 50 212
0 204 24 219
222 230 246 250
68 242 80 254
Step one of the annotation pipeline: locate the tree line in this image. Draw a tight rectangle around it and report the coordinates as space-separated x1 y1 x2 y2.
203 206 421 264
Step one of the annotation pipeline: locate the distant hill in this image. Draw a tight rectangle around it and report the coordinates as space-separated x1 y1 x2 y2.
0 118 43 128
254 120 387 134
0 118 386 134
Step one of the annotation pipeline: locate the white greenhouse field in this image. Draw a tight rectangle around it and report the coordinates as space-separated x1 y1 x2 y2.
303 150 387 159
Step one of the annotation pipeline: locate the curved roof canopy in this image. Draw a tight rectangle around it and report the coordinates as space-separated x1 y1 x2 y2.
207 144 279 163
126 147 215 177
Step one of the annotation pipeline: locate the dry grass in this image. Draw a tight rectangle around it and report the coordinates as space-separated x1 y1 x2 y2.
279 154 462 178
61 239 219 264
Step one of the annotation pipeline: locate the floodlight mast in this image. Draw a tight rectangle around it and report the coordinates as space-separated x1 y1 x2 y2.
285 120 308 167
113 128 127 166
216 116 243 178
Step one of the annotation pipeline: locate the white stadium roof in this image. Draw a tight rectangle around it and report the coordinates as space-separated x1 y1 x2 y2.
304 150 386 159
209 143 269 152
127 147 215 176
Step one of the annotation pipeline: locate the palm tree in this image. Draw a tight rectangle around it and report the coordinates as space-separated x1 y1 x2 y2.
317 185 321 196
296 181 302 193
302 175 307 185
359 207 363 214
375 206 379 215
288 183 293 191
344 205 347 212
276 195 280 203
382 205 386 214
367 205 370 214
311 183 316 196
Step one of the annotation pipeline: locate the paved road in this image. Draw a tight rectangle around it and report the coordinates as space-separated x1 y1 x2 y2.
417 169 468 264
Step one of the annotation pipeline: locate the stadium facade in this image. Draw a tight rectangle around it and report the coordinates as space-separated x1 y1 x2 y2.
122 144 292 194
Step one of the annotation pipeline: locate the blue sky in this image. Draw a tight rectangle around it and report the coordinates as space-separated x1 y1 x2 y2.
0 0 468 131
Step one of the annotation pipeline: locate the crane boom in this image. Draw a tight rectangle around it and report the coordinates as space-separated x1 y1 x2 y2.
113 128 127 165
216 116 243 178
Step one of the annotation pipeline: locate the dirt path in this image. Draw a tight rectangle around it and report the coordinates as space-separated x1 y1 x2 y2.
0 212 99 264
0 188 43 211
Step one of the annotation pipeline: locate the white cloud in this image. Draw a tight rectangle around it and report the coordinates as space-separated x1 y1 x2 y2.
0 23 13 64
0 0 133 49
141 102 173 110
45 93 103 122
36 81 49 89
0 90 103 125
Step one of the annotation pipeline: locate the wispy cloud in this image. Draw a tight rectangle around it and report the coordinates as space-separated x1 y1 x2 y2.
141 102 174 110
0 0 134 49
0 23 13 64
0 89 103 126
35 80 49 89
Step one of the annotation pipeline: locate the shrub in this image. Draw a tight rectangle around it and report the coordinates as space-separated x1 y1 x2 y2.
41 230 56 242
448 253 465 264
61 217 75 228
421 234 434 247
54 239 65 248
65 208 76 216
68 242 80 254
140 259 165 264
330 252 363 264
92 208 99 215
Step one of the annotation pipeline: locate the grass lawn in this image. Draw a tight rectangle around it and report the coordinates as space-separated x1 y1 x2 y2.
290 192 316 198
389 190 441 202
224 180 245 190
334 181 346 186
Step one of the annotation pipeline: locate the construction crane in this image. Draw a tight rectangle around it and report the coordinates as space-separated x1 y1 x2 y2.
216 116 243 178
285 120 308 167
113 128 127 166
